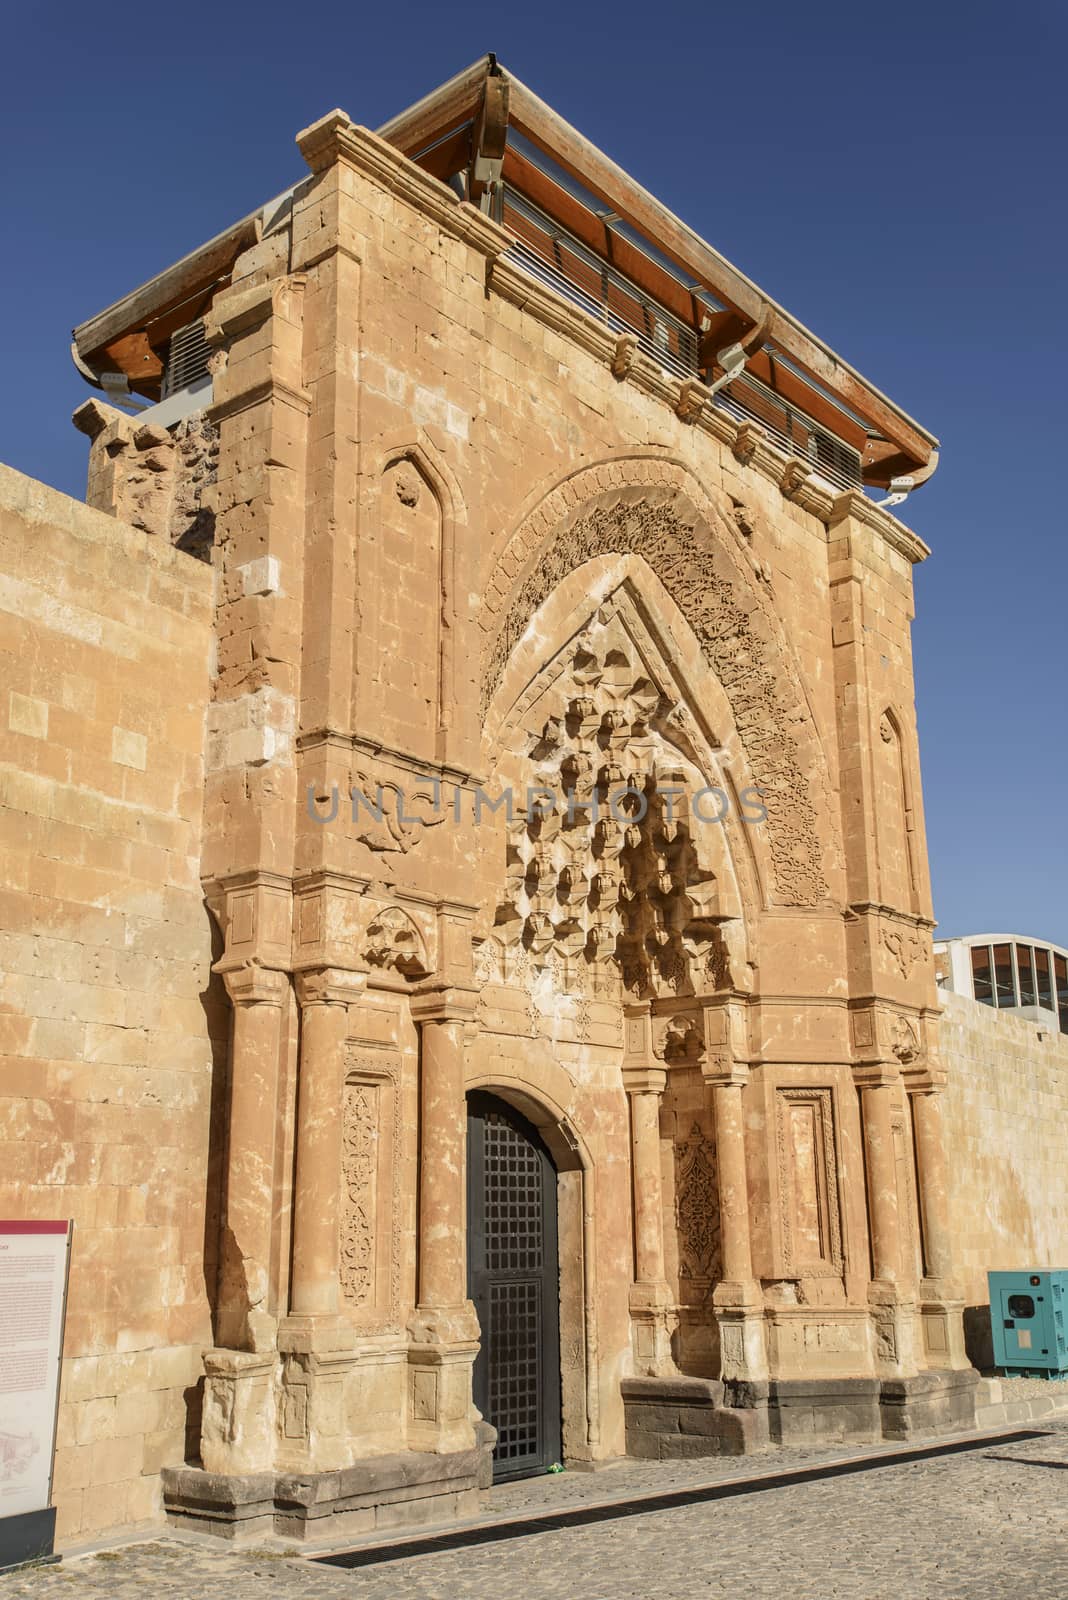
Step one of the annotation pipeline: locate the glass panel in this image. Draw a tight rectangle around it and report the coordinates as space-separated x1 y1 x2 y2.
971 946 994 1005
993 944 1016 1008
1054 954 1068 1034
1017 944 1036 1007
1008 1294 1035 1319
1035 946 1053 1011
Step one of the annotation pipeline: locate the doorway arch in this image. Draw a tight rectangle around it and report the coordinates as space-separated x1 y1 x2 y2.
467 1091 562 1479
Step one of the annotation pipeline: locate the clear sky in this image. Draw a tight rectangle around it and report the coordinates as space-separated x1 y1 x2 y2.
2 0 1064 943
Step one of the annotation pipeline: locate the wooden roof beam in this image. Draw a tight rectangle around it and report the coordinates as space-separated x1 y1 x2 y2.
501 67 938 473
377 54 492 158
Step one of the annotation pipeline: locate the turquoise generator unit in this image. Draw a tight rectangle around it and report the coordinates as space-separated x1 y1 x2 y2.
988 1270 1068 1376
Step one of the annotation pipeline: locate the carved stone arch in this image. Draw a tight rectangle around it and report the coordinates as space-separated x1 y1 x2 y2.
364 430 468 755
480 457 838 908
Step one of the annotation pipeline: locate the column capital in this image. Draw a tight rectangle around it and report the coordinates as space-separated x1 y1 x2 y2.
294 965 366 1007
907 1069 948 1095
622 1065 667 1096
852 1063 903 1089
410 982 480 1024
220 961 290 1007
702 1062 750 1088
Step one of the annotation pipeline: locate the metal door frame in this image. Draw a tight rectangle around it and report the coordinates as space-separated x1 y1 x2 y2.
467 1090 562 1480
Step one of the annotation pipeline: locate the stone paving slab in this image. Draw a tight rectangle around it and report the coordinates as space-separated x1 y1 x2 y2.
5 1420 1068 1599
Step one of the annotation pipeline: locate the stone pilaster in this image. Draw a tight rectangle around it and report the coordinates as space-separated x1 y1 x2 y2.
283 967 365 1338
622 1005 675 1375
217 961 289 1353
910 1075 969 1368
702 1000 767 1382
407 979 480 1452
856 1064 917 1375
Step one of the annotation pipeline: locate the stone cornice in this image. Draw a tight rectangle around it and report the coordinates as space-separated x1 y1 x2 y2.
846 902 937 931
206 377 312 424
829 489 931 565
490 256 618 364
489 254 927 563
294 110 930 564
296 727 481 787
296 111 511 259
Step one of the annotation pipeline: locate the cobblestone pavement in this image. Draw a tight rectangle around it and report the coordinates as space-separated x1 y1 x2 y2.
6 1421 1068 1600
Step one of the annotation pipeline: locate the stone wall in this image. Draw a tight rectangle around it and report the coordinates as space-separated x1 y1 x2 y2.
940 990 1068 1363
0 464 222 1542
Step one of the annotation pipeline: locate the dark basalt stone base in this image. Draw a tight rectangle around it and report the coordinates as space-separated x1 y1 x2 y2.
621 1377 770 1458
162 1446 485 1543
880 1368 980 1439
623 1369 979 1459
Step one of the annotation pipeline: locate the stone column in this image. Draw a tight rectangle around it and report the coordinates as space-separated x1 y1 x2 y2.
910 1083 952 1287
286 969 360 1337
856 1066 917 1375
272 967 362 1474
623 1065 674 1375
910 1078 969 1369
407 983 480 1452
858 1073 901 1286
705 1064 767 1383
711 1078 756 1289
218 962 289 1353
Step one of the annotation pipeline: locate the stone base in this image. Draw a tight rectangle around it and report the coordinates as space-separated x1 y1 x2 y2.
162 1446 486 1543
623 1369 980 1458
621 1377 770 1459
880 1368 979 1440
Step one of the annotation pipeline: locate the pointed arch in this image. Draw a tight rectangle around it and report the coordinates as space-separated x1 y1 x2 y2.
479 456 837 908
876 704 920 913
364 429 468 757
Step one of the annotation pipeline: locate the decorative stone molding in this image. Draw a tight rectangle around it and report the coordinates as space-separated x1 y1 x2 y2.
675 1122 721 1290
340 1053 402 1329
774 1087 844 1279
676 379 710 425
611 333 638 379
409 982 480 1025
296 111 511 260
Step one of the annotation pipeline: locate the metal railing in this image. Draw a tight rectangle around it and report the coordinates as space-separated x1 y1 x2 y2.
499 187 863 489
501 190 700 381
715 370 863 490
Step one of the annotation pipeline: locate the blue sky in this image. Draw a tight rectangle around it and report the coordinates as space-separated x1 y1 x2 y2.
2 1 1064 942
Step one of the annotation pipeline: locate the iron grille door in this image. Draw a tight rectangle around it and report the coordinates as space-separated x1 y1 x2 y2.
467 1093 561 1480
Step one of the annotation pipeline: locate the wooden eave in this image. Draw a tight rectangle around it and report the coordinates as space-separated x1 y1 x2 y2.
383 57 939 482
70 54 939 488
71 209 264 397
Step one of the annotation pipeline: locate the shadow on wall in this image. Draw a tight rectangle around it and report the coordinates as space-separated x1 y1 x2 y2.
964 1304 994 1371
